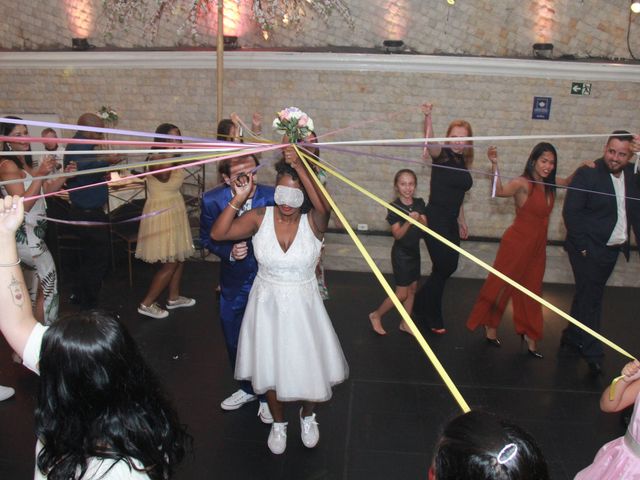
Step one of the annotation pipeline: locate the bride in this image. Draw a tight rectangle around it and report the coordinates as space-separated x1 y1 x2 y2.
211 141 348 455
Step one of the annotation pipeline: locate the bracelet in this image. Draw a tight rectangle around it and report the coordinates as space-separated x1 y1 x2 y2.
228 202 241 211
0 258 20 267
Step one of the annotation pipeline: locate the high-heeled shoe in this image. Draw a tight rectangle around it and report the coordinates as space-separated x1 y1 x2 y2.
520 334 543 359
484 326 501 347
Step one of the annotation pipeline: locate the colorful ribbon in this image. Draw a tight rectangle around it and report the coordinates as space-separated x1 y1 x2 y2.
296 145 472 413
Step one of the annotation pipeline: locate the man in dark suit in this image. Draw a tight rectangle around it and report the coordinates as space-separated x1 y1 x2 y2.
562 131 640 375
200 154 275 422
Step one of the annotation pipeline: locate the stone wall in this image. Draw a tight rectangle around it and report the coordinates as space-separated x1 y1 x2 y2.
2 1 639 60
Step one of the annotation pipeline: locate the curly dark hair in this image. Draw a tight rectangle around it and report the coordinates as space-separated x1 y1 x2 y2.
35 311 190 480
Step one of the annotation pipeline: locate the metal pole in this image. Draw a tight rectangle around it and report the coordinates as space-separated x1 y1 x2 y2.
216 0 224 126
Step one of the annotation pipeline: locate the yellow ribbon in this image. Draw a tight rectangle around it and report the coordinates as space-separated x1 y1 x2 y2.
296 148 635 360
295 145 471 413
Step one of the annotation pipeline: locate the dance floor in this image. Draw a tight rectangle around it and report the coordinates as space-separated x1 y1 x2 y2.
0 257 636 479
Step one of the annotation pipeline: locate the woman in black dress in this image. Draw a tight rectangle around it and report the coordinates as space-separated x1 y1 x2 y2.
413 103 473 334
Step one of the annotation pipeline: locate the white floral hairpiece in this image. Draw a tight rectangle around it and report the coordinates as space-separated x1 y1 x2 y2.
272 107 314 143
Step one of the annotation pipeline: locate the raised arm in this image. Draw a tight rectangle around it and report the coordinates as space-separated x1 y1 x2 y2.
421 103 442 161
0 196 38 357
285 145 330 233
210 173 262 241
488 146 529 198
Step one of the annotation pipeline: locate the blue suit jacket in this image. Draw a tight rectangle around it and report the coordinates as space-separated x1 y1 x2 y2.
563 159 640 261
200 184 275 298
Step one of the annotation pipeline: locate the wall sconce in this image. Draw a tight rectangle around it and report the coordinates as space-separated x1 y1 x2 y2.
632 1 640 13
382 40 405 54
532 43 553 59
71 37 94 51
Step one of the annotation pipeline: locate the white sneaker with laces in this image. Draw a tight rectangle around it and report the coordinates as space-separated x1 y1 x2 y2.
267 422 288 454
0 385 15 401
258 402 273 424
166 296 196 310
299 408 320 448
137 303 169 319
220 389 257 411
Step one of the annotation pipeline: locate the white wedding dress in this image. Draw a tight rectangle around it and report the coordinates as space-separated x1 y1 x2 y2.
235 207 349 402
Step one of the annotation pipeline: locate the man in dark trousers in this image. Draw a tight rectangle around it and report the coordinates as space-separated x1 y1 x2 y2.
64 113 122 309
562 131 640 375
200 154 275 423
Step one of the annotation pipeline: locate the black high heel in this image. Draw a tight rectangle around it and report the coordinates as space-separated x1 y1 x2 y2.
521 334 543 359
484 327 501 347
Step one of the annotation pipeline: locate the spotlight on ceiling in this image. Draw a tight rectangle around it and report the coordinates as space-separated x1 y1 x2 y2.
382 40 405 54
532 43 554 59
71 38 94 51
632 1 640 13
447 0 455 4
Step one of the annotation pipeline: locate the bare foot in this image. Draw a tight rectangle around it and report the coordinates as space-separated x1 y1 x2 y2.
369 312 387 335
399 321 414 336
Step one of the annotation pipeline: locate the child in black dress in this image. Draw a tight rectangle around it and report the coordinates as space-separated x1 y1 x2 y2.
369 169 427 335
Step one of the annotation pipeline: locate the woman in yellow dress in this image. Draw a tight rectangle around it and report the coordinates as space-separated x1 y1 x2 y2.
136 123 195 319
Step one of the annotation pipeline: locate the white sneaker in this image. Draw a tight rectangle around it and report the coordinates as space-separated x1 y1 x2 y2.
258 402 274 424
220 389 257 411
267 422 288 454
137 303 169 319
166 296 196 310
0 385 15 401
300 408 319 448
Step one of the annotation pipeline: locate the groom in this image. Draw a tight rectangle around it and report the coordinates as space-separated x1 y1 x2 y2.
200 154 275 423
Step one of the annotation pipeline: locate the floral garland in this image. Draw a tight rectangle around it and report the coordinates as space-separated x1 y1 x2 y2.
272 107 314 143
101 0 353 42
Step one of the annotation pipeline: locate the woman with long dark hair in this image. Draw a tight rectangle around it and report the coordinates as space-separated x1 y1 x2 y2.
466 143 579 356
413 103 474 334
0 195 189 479
135 123 195 319
0 117 72 324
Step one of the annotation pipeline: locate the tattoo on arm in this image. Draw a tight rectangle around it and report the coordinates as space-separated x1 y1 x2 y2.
8 275 25 308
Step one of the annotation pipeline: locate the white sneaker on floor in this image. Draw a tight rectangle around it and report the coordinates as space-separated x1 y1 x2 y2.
268 422 288 454
220 389 257 411
0 385 15 401
166 296 196 309
137 303 169 319
300 408 319 448
258 402 274 424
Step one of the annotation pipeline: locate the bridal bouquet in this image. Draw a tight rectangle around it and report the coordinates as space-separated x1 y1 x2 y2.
272 107 314 143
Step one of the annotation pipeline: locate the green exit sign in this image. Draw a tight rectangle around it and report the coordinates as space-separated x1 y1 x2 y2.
571 82 592 95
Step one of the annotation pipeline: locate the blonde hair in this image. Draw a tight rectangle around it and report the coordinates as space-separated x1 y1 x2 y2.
446 120 474 168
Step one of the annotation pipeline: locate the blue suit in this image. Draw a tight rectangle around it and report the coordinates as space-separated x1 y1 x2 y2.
200 183 275 394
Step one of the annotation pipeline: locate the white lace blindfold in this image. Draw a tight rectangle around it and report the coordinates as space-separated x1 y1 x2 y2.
274 185 304 208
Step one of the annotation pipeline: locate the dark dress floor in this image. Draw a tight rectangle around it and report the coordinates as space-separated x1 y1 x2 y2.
0 258 635 479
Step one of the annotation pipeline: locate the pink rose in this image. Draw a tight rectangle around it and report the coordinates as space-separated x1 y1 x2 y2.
279 109 290 121
298 114 308 127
